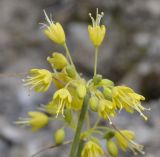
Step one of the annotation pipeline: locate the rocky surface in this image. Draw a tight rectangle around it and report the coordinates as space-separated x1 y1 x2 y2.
0 0 160 156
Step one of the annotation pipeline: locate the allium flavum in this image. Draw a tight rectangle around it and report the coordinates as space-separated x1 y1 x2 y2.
15 9 150 157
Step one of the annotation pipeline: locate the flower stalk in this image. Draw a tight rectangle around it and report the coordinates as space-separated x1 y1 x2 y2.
69 93 90 157
64 43 74 67
94 47 99 76
76 140 85 157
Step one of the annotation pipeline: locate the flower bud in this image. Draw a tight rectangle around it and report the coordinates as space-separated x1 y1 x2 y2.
54 128 65 145
47 53 67 70
89 96 98 112
93 74 102 85
64 108 72 124
107 140 118 157
103 87 112 100
76 84 86 99
103 130 115 140
99 79 114 87
66 65 77 78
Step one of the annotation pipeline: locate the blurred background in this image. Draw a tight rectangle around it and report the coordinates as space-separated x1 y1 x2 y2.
0 0 160 156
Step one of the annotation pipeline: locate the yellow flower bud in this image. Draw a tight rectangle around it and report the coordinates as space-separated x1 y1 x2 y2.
89 96 98 112
103 87 112 100
76 83 86 99
107 140 119 157
98 79 114 87
54 128 65 145
88 9 106 47
43 11 66 45
47 52 67 70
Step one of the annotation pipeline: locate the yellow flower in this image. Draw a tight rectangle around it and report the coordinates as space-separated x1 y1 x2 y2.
68 86 83 110
115 130 144 155
88 9 106 47
81 141 104 157
98 99 116 123
112 86 148 120
47 52 68 70
43 11 66 45
23 69 52 92
15 112 49 132
53 88 72 117
115 130 135 151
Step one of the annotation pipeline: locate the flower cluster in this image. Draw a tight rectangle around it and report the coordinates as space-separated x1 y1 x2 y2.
15 9 150 157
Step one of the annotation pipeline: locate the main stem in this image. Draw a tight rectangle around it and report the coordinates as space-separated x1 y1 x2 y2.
69 94 90 157
76 140 84 157
94 47 99 76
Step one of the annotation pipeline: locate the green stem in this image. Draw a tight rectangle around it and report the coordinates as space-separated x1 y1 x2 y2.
64 43 74 66
86 112 90 130
94 47 99 76
69 94 90 157
76 140 84 157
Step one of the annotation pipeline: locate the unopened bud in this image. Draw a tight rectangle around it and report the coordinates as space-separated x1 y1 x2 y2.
66 65 76 78
103 87 112 100
47 52 67 70
103 131 115 140
93 74 102 85
64 108 72 124
76 84 86 99
89 96 98 112
54 128 65 145
107 140 118 157
99 79 114 87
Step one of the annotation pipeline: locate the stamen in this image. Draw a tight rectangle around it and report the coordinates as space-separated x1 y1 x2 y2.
43 10 52 25
89 13 95 27
49 13 54 24
39 23 50 29
89 8 104 27
56 99 64 118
